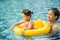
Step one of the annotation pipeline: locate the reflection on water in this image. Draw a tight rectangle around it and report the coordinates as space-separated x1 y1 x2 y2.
0 0 60 40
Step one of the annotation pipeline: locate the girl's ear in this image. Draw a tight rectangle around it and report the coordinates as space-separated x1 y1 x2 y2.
54 16 58 20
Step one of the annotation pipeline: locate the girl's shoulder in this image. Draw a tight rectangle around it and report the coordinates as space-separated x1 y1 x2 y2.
29 20 34 24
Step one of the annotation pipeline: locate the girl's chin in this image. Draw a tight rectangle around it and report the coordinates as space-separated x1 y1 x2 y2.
48 20 52 22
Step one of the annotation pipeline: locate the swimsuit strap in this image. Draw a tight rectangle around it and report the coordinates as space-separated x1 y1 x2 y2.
25 23 34 29
25 23 28 27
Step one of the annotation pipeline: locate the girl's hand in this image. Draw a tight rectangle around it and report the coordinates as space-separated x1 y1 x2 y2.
10 26 14 30
10 27 13 30
20 29 25 35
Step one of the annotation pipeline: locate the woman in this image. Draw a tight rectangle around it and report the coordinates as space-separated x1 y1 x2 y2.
45 8 60 40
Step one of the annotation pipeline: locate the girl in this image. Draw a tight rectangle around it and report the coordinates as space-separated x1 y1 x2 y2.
46 8 60 40
10 9 34 40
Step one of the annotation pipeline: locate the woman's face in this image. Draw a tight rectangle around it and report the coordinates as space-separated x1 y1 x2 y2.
47 10 55 22
22 13 30 21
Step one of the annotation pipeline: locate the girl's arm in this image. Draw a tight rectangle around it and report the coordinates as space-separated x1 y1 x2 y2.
20 21 33 34
10 20 24 30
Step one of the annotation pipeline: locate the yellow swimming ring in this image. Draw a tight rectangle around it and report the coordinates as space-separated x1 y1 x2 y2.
14 19 50 36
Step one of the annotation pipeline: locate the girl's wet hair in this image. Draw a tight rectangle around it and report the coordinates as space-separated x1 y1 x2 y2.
22 9 33 17
48 8 60 20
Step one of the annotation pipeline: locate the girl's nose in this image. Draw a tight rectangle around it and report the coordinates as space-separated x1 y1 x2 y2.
47 14 49 17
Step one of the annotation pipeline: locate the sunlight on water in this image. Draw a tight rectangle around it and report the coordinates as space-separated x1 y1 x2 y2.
0 0 60 40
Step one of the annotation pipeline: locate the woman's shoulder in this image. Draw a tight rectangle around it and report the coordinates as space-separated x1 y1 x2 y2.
53 23 59 30
53 23 58 27
55 24 60 30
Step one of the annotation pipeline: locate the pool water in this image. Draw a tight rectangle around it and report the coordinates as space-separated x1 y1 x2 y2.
0 0 60 40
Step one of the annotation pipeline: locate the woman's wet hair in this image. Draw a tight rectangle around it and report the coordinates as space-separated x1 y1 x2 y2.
22 9 33 17
48 8 60 20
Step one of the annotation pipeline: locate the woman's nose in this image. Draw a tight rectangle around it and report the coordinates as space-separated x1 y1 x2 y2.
47 15 51 18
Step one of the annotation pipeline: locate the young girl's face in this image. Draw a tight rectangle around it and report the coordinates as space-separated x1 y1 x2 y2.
47 10 56 22
22 13 30 21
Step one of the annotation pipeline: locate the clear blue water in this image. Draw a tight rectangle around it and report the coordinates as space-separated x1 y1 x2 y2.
0 0 60 40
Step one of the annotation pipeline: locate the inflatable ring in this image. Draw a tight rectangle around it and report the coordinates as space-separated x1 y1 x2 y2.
14 19 50 36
